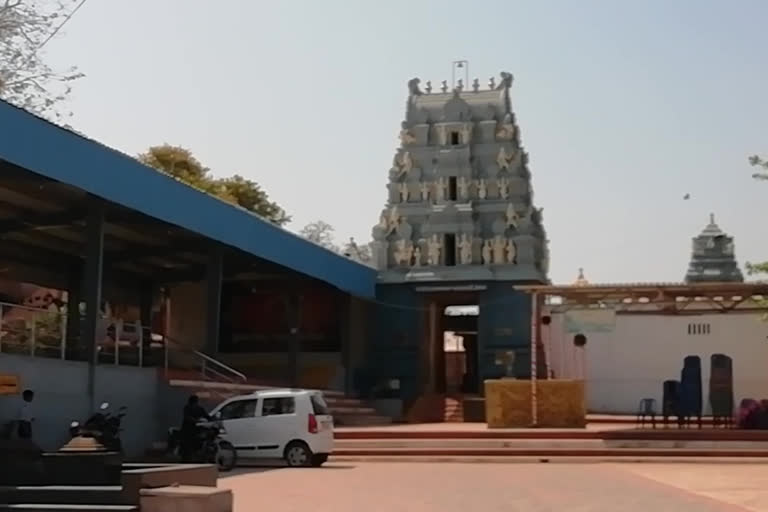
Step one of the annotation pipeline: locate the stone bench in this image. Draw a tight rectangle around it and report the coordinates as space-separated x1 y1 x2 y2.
121 464 217 505
140 485 232 512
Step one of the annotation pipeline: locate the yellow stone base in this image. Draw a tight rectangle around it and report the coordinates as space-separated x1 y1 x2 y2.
484 379 586 428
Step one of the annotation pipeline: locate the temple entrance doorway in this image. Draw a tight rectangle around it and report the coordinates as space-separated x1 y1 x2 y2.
439 305 479 395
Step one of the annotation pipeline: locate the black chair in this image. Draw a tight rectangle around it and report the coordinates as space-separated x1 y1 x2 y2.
636 398 657 429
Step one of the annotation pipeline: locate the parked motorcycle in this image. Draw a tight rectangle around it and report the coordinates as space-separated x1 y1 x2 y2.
166 415 237 472
69 402 126 453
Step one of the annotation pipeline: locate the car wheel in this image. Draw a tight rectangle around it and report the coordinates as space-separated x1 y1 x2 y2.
284 441 312 467
311 454 328 467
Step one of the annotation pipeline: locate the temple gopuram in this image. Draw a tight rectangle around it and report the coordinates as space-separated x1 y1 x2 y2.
363 71 549 407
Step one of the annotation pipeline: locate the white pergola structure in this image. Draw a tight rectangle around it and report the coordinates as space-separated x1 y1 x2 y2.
515 282 768 427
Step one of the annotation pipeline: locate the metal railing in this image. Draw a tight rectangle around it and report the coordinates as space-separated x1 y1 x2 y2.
0 301 247 384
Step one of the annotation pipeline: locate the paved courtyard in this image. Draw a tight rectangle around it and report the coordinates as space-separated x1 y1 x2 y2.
220 462 768 512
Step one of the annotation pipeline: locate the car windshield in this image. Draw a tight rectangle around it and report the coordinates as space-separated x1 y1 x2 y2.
310 393 331 415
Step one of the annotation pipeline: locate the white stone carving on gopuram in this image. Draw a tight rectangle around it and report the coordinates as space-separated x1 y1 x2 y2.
371 70 549 283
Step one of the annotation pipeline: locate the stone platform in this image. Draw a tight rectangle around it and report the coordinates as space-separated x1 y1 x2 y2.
332 422 768 461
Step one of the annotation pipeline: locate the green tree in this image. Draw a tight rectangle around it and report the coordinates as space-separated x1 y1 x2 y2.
138 144 290 226
0 0 84 124
747 154 768 275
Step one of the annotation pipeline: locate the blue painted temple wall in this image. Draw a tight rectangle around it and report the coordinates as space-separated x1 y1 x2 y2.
358 282 534 401
478 283 533 380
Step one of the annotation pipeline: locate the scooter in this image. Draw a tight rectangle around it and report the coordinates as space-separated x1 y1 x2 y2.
69 402 126 453
166 414 237 472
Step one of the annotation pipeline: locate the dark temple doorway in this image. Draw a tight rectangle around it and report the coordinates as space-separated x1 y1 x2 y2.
439 304 479 394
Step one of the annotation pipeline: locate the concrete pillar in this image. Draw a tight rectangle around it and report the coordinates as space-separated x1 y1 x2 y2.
139 281 153 354
66 265 82 354
287 292 302 387
83 202 105 409
205 247 224 355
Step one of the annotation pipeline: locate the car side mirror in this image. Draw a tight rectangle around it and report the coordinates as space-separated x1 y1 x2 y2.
212 411 222 420
100 402 110 410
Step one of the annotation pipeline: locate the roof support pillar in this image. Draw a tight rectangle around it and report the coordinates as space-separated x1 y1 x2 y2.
287 291 302 388
84 201 105 410
530 291 539 427
205 246 224 356
66 264 82 354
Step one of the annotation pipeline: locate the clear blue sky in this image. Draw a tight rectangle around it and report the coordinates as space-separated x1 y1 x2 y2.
46 0 768 285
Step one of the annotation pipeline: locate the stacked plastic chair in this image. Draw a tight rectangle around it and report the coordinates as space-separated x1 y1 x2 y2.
662 380 682 427
679 355 703 429
709 353 734 428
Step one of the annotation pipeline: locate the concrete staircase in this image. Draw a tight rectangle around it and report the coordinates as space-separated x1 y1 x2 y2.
444 397 464 422
166 377 393 426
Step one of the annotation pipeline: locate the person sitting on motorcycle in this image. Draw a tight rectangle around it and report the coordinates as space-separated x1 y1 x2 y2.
180 394 211 459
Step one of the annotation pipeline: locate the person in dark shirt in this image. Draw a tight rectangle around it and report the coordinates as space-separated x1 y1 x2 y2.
180 395 211 459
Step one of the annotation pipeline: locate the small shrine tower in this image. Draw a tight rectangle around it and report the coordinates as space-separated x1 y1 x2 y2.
684 214 744 283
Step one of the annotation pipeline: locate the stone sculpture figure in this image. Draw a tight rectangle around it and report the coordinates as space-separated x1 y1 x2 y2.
436 125 448 146
497 147 516 171
436 177 447 201
497 178 510 199
398 182 410 202
427 235 442 266
399 122 416 145
505 239 517 264
477 179 487 200
441 80 448 93
394 239 414 266
393 151 413 177
456 79 464 92
496 71 513 90
506 203 519 229
387 206 401 233
482 240 492 265
458 177 469 200
488 76 496 89
461 123 473 145
496 113 516 141
459 234 473 264
408 78 423 96
420 182 431 202
492 236 506 263
413 246 423 267
425 81 432 94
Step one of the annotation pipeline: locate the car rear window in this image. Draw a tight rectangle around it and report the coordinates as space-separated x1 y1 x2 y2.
310 394 331 415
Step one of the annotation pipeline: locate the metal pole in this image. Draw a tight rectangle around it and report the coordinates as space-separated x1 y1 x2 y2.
60 309 67 360
138 322 144 368
530 292 539 427
84 201 105 411
114 320 121 366
30 317 36 357
0 304 4 353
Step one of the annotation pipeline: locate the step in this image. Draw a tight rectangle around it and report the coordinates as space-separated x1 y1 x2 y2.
0 506 136 512
329 406 380 415
0 487 123 506
334 439 604 449
330 447 768 458
332 415 393 426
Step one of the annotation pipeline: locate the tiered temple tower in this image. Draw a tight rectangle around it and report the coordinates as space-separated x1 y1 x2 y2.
361 72 549 406
371 72 548 282
684 214 743 283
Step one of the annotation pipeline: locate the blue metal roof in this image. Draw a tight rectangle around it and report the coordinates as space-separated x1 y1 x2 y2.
0 101 376 298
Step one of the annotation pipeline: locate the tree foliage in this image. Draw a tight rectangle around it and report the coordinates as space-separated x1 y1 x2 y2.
299 220 338 251
137 144 290 226
342 237 372 264
748 154 768 276
749 155 768 181
0 0 84 124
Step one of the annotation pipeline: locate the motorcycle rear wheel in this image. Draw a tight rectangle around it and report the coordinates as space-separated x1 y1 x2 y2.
215 440 237 472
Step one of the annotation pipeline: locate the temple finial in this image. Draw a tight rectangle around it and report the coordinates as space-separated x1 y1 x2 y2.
709 212 715 225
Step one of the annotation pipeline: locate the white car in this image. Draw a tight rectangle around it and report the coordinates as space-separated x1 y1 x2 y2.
209 389 334 467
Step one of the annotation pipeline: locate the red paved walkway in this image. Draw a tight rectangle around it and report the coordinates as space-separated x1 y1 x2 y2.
220 462 764 511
